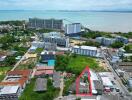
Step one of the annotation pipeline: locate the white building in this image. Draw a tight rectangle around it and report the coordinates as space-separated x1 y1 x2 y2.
65 23 81 35
72 46 97 57
96 37 116 46
31 41 45 48
128 78 132 89
0 85 21 99
90 70 103 95
43 32 69 47
99 72 114 89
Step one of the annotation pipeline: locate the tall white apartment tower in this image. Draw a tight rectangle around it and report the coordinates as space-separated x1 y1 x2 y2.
65 23 81 35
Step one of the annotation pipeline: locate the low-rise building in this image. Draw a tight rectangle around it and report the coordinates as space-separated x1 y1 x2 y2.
96 37 116 46
106 49 120 63
31 41 45 48
115 36 128 44
99 72 114 91
35 64 54 77
41 51 55 62
72 46 97 57
43 32 69 47
0 55 6 62
0 70 31 99
44 42 57 51
0 85 20 100
34 78 47 92
117 62 132 80
96 36 128 46
90 70 103 95
29 46 37 53
128 78 132 89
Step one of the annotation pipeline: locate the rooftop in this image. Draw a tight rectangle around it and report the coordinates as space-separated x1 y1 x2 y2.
41 50 56 55
8 70 31 77
0 70 31 87
73 46 97 50
34 78 47 92
35 69 54 76
43 32 63 38
0 85 19 95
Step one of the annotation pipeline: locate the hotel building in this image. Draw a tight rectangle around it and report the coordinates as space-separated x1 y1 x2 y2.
28 18 63 30
65 23 81 35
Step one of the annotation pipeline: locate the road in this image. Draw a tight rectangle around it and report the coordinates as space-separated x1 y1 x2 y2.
54 73 64 100
11 48 30 71
101 49 130 96
59 73 64 97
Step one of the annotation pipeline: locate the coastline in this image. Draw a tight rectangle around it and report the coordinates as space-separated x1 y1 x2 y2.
0 10 132 32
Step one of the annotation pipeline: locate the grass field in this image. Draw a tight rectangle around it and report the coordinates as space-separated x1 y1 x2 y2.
19 78 59 100
55 54 104 75
68 55 98 74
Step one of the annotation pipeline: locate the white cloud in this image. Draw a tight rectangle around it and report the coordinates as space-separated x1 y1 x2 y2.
0 0 132 10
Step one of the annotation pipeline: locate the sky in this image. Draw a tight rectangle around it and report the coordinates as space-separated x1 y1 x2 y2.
0 0 132 11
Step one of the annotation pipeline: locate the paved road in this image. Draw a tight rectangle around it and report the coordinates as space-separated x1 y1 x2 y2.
101 49 130 96
59 73 64 97
54 73 64 100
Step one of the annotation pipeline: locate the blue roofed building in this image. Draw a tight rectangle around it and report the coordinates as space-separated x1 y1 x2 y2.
41 51 55 62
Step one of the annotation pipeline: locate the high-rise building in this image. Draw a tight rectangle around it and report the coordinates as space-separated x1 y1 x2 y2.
65 23 81 35
28 18 63 30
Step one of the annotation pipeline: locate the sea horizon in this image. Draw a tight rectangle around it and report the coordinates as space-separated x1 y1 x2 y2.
0 10 132 32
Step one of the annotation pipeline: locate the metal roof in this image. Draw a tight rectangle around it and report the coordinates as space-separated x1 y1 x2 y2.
0 85 19 95
34 78 47 92
73 46 97 50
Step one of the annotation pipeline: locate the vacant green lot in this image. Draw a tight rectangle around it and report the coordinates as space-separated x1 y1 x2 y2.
55 54 103 75
68 55 98 73
19 78 59 100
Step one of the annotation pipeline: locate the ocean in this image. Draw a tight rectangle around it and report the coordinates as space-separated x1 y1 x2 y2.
0 10 132 32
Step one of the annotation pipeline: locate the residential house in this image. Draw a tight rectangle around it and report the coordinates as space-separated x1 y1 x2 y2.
35 64 54 77
0 70 31 99
34 78 47 92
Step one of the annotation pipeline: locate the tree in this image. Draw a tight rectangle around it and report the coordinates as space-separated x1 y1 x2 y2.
130 56 132 62
5 56 16 65
0 34 15 50
111 41 124 48
55 55 69 71
81 41 101 47
124 45 132 53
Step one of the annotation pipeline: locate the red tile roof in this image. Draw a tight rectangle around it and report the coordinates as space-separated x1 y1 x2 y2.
36 66 54 70
8 70 31 77
0 70 31 87
0 82 19 86
35 70 53 76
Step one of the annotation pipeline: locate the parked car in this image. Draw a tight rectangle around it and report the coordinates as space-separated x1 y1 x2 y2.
116 88 120 92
